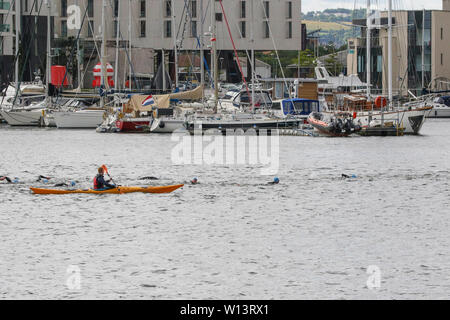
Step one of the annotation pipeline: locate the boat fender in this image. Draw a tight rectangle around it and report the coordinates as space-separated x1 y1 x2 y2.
159 121 165 129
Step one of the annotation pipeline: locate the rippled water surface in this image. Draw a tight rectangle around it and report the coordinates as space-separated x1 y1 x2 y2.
1 120 450 299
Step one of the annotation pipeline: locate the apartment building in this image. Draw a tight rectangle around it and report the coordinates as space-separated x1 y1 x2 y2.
347 1 450 97
0 0 54 86
52 0 301 86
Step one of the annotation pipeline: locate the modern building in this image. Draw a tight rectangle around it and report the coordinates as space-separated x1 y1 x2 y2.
0 0 54 87
347 1 450 97
51 0 302 87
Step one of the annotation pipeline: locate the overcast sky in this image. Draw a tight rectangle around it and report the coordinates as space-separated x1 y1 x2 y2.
302 0 443 13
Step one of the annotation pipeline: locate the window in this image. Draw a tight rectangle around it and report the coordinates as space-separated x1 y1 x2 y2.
87 20 94 38
88 0 94 18
215 13 222 22
140 20 146 37
164 20 172 38
114 0 119 17
240 1 246 19
61 21 67 37
114 20 118 36
377 55 382 73
140 0 146 17
286 1 292 19
24 0 28 12
263 21 269 38
191 1 197 18
165 0 171 17
61 0 67 17
240 21 246 38
441 27 444 40
286 21 292 39
441 53 444 65
191 21 197 38
263 1 269 18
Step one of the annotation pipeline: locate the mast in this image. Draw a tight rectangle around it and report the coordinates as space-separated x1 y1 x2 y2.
200 0 204 101
388 0 393 107
172 0 178 89
250 0 255 110
211 0 218 112
76 0 81 89
100 0 107 108
366 0 371 100
46 0 52 108
115 0 121 90
15 0 21 96
421 7 425 91
128 0 132 90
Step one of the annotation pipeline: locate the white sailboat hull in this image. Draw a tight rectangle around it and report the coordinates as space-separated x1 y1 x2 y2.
150 118 185 133
0 110 44 126
426 106 450 118
352 107 433 135
53 110 105 129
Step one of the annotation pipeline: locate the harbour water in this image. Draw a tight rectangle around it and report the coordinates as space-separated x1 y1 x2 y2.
0 120 449 299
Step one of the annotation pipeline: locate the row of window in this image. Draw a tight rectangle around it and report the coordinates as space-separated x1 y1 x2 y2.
78 0 293 20
60 19 294 40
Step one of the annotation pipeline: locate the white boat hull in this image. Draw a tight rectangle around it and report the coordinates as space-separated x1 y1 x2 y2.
0 110 43 126
351 107 433 135
427 107 450 118
53 110 105 129
150 118 185 133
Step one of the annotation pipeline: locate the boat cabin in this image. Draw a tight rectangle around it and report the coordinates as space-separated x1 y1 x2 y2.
272 98 320 117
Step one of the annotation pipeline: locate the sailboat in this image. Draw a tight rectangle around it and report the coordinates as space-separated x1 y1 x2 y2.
0 0 47 126
323 0 433 135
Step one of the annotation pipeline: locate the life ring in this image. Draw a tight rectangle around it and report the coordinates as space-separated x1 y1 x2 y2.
374 96 387 108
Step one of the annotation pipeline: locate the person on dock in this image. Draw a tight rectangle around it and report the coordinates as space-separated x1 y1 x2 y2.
94 167 116 190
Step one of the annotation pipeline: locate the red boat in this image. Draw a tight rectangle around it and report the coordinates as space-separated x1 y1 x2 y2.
116 118 151 132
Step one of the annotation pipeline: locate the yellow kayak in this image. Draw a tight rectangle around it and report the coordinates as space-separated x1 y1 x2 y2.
30 184 184 195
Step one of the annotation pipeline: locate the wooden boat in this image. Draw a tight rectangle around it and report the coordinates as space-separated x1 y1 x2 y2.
30 184 184 195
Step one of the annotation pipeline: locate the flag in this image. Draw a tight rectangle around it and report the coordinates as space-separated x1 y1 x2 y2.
142 95 155 106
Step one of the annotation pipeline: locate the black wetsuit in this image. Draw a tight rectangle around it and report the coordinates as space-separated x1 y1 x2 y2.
94 174 116 190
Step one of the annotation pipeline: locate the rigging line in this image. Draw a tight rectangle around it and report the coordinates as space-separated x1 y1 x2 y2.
106 0 140 90
233 21 270 110
258 0 290 98
181 0 213 87
13 0 44 106
55 3 89 103
217 0 250 103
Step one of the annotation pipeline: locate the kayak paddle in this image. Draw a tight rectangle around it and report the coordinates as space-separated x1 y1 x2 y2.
101 165 121 193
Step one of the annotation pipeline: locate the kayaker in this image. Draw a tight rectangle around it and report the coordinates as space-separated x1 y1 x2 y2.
94 167 116 190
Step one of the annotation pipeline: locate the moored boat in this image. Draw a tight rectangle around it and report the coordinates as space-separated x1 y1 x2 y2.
53 109 105 129
308 112 361 137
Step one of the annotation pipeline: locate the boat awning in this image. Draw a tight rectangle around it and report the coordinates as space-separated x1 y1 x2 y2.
124 85 203 113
